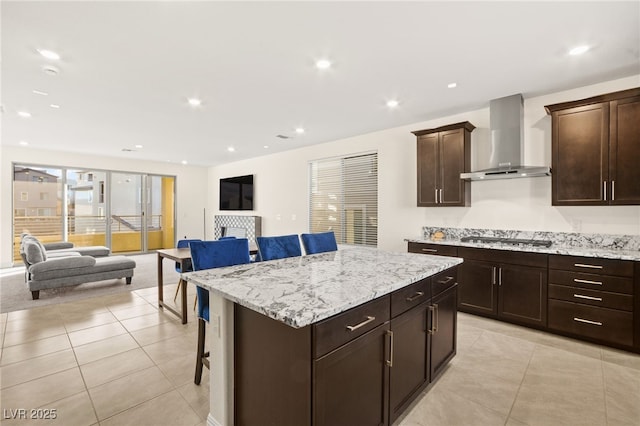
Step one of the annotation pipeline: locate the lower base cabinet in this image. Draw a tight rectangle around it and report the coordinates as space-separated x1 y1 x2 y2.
314 324 390 426
235 266 459 426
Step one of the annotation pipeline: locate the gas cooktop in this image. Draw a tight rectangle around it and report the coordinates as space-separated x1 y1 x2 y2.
460 236 553 248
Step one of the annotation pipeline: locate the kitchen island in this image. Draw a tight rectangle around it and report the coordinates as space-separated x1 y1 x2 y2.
183 245 463 426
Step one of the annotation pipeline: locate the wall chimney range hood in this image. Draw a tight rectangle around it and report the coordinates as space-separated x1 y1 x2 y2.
460 94 551 181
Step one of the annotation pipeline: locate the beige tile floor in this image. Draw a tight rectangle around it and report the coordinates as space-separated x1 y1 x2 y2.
1 285 639 426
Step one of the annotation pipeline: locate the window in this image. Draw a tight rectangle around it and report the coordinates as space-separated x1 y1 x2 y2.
39 192 49 201
309 152 378 247
37 208 52 216
15 208 26 217
20 192 28 201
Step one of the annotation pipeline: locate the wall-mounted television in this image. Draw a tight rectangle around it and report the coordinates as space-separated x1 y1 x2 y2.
219 174 254 210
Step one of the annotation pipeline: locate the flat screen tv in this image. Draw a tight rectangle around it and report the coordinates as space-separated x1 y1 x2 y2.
219 174 254 210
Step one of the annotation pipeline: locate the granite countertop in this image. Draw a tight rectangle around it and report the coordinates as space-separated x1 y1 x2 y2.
183 245 462 329
408 227 640 261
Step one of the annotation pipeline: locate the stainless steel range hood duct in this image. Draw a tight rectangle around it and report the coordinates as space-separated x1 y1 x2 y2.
460 94 551 181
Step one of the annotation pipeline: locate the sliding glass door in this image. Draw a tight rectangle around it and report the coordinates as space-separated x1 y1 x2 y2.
13 163 176 261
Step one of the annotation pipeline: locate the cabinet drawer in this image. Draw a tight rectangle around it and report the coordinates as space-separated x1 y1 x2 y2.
313 295 390 358
548 269 633 294
548 299 633 346
408 242 458 257
549 255 633 277
431 268 458 299
391 278 430 318
549 284 633 311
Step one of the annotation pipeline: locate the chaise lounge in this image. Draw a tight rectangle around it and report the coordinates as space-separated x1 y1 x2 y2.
20 235 136 300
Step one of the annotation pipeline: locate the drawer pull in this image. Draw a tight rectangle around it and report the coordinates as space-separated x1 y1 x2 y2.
421 248 438 253
573 294 603 302
436 276 454 285
574 263 603 270
573 317 603 326
346 316 376 332
406 291 425 302
574 278 602 286
386 330 394 367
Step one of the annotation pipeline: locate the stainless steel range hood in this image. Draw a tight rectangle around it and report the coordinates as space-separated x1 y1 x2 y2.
460 94 551 181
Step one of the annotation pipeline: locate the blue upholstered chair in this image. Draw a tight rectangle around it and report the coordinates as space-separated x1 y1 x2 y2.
255 234 302 261
173 238 201 301
301 231 338 254
189 238 251 385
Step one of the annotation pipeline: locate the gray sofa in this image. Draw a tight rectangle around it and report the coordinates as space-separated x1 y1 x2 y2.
20 235 136 300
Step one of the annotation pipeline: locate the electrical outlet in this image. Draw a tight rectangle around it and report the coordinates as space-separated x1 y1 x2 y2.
291 214 296 221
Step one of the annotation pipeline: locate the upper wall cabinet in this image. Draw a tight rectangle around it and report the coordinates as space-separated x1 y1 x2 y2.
412 122 475 207
545 88 640 206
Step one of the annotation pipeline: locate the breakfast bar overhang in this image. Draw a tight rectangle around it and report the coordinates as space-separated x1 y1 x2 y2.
183 245 463 426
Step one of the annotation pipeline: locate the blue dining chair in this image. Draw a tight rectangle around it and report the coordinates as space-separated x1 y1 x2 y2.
189 238 251 385
301 231 338 254
173 238 201 301
255 234 302 261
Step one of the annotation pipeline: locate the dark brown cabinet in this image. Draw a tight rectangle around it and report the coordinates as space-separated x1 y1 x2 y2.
235 268 460 426
548 255 634 347
457 247 548 328
389 302 429 424
430 284 457 379
412 122 475 207
314 324 390 426
545 88 640 206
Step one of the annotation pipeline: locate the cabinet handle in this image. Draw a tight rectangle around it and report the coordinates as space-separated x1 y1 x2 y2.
439 189 443 204
573 294 603 302
573 278 603 285
346 316 376 332
574 263 603 270
573 317 603 326
492 266 496 285
421 248 438 253
612 180 615 201
436 276 454 285
433 303 439 333
427 305 435 335
603 181 607 201
406 291 425 302
386 330 394 367
435 189 439 204
498 268 502 286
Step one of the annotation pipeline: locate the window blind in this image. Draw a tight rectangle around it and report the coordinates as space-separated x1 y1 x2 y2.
309 152 378 247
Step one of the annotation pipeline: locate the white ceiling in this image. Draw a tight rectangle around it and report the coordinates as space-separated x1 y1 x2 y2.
2 1 639 167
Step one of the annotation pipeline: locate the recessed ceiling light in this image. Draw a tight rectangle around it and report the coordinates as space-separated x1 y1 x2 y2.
135 144 143 149
49 104 60 109
295 127 305 134
43 65 59 76
227 147 235 152
32 90 48 96
188 98 202 107
263 145 269 149
316 59 331 70
19 141 29 146
569 45 590 56
448 82 457 88
38 49 60 60
181 160 188 165
386 100 399 108
17 111 32 118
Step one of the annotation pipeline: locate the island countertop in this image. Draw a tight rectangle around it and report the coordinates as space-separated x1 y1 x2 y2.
182 245 462 328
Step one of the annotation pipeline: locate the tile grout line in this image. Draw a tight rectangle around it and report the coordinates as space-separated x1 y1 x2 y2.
502 334 537 426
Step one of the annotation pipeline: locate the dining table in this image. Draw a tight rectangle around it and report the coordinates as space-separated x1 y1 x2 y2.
156 243 257 324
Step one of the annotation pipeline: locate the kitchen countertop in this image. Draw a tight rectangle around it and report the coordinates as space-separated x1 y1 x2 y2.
407 237 640 261
183 245 462 328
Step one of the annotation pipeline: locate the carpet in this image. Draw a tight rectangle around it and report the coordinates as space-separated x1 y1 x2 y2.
0 253 182 313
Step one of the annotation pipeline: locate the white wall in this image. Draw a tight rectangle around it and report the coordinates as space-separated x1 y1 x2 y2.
1 146 209 267
207 75 640 253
